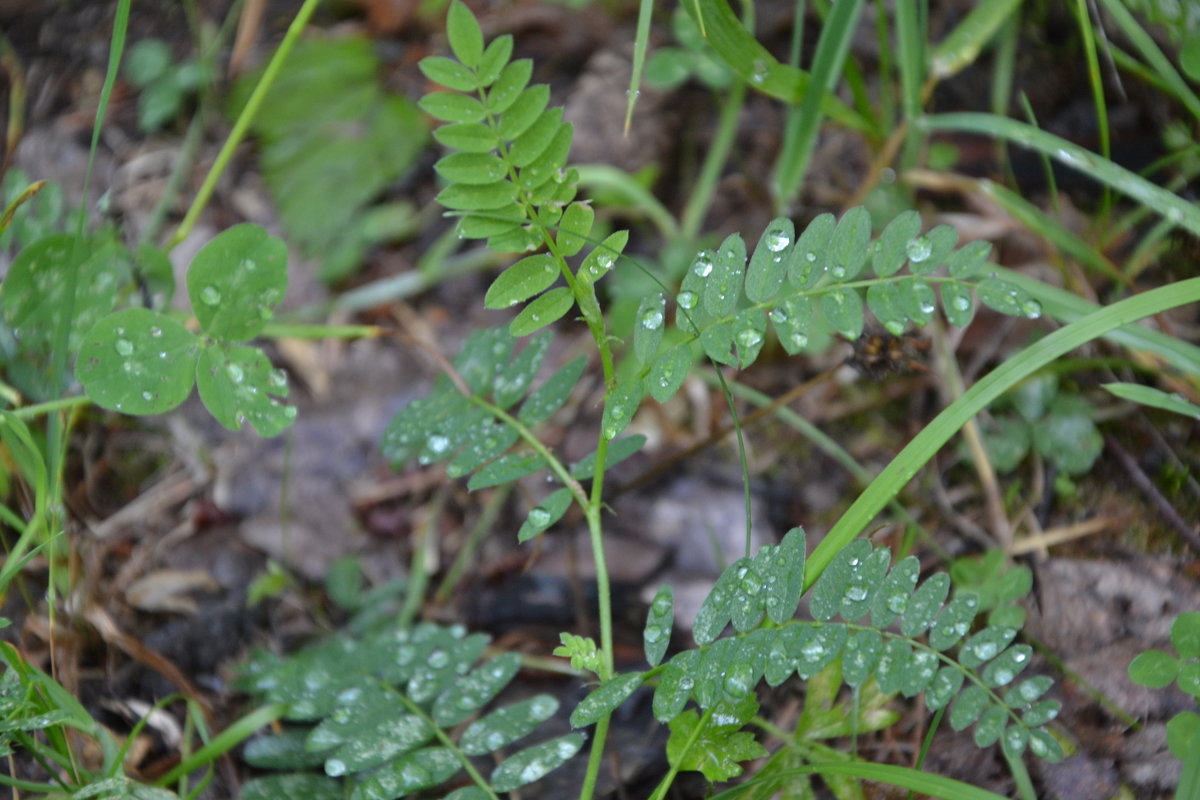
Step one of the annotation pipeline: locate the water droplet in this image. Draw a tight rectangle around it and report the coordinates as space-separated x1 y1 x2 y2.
769 308 788 323
1013 650 1028 663
790 332 808 349
678 676 695 691
991 668 1013 685
750 59 768 84
226 363 245 383
325 759 347 777
693 253 714 277
801 641 825 660
973 641 999 661
884 320 906 336
115 339 134 356
845 585 868 602
529 507 552 527
241 258 257 271
919 301 936 315
625 88 641 100
736 328 763 349
652 595 672 615
677 290 697 310
283 406 298 419
149 327 162 338
805 251 817 263
427 434 450 453
642 308 664 330
556 739 578 758
907 236 932 262
428 649 450 668
766 230 791 252
886 594 907 613
830 265 846 279
723 663 754 697
141 391 153 401
953 295 971 311
1021 299 1042 319
200 285 221 305
269 368 287 387
644 627 662 644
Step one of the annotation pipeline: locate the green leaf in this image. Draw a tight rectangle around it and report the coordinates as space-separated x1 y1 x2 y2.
242 775 340 800
867 282 907 335
973 704 1007 747
419 56 479 92
434 121 498 152
874 638 912 694
928 592 980 651
509 109 566 167
454 326 513 392
1166 710 1200 761
761 527 807 624
960 626 1019 670
491 331 552 408
76 309 197 415
648 344 692 403
666 709 768 782
1103 382 1200 420
820 287 864 339
460 694 559 755
1129 649 1180 689
433 653 521 726
644 585 674 667
900 649 941 698
925 666 965 711
570 434 646 480
795 624 847 679
693 560 744 644
900 573 950 638
703 233 746 317
517 486 573 541
570 672 645 727
445 420 518 478
871 555 920 628
842 628 882 688
789 212 835 288
350 747 459 800
908 224 957 275
519 355 586 425
897 277 938 327
446 0 484 67
487 59 533 113
745 218 793 303
873 210 921 277
510 286 574 336
242 730 330 770
196 345 296 437
187 224 287 341
490 734 584 792
941 280 975 327
770 295 815 354
477 35 514 86
654 650 699 721
700 322 736 365
949 685 990 731
947 239 991 278
437 179 518 211
553 633 604 674
634 293 666 365
435 152 507 184
556 201 594 257
732 309 767 367
810 539 873 621
1175 612 1200 660
484 254 559 310
125 39 172 86
827 206 871 281
982 644 1033 687
978 276 1041 318
1033 402 1102 475
468 453 545 491
420 91 487 123
602 378 644 440
1003 676 1052 707
497 85 551 140
1021 700 1061 727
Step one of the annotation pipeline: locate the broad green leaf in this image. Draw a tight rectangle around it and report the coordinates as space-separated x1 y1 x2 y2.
908 224 957 275
467 453 546 491
648 344 691 403
703 233 746 318
490 734 584 792
1175 612 1200 659
455 207 524 239
196 345 295 437
949 685 990 731
350 746 458 800
188 224 287 341
960 626 1019 670
827 206 871 281
420 90 487 123
437 179 518 211
460 694 559 755
873 210 921 277
654 650 699 722
947 239 991 278
570 672 645 727
867 282 907 335
819 287 863 339
941 280 975 327
419 56 479 92
434 121 498 152
510 286 574 336
601 377 644 440
871 554 920 628
770 295 814 354
519 355 586 425
570 434 646 480
517 486 573 541
789 212 835 288
928 592 980 651
487 59 533 113
477 35 514 86
842 628 882 688
982 644 1033 687
644 585 674 667
556 202 594 257
666 709 767 782
484 254 559 309
900 573 950 638
242 775 340 800
497 85 551 139
76 309 197 415
925 665 965 711
446 0 484 67
435 152 506 184
509 109 566 167
634 293 666 365
433 653 521 726
897 277 937 327
745 218 793 302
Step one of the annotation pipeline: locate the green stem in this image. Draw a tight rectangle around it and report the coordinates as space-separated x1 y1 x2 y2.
805 277 1200 590
681 80 746 241
11 396 91 420
393 691 501 800
168 0 324 249
646 706 717 800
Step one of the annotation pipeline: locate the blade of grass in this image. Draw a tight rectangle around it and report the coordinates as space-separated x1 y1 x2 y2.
1094 0 1200 121
930 0 1024 80
624 0 654 133
894 0 924 168
923 113 1200 237
805 277 1200 589
709 761 1012 800
1072 0 1112 215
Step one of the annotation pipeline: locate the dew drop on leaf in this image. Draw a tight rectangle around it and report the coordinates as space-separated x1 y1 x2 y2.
677 290 697 309
141 391 153 401
428 434 450 453
954 295 971 311
767 231 791 252
907 236 932 262
115 339 134 356
1022 300 1042 319
830 265 846 279
528 507 552 527
736 328 763 348
227 363 245 383
200 285 221 305
325 759 347 777
641 309 664 330
150 327 162 338
428 649 450 668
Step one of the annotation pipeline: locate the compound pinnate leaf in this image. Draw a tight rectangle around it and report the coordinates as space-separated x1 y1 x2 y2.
187 224 287 342
570 672 644 728
432 653 521 727
196 345 295 437
516 486 572 541
77 308 197 415
745 218 793 303
873 210 921 277
349 746 459 800
460 694 559 756
477 35 514 86
644 585 674 667
484 254 559 309
446 0 484 67
518 355 586 425
242 729 329 770
510 286 573 336
490 734 584 792
433 121 497 153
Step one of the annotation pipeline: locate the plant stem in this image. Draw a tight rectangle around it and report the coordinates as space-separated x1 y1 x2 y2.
168 0 324 249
